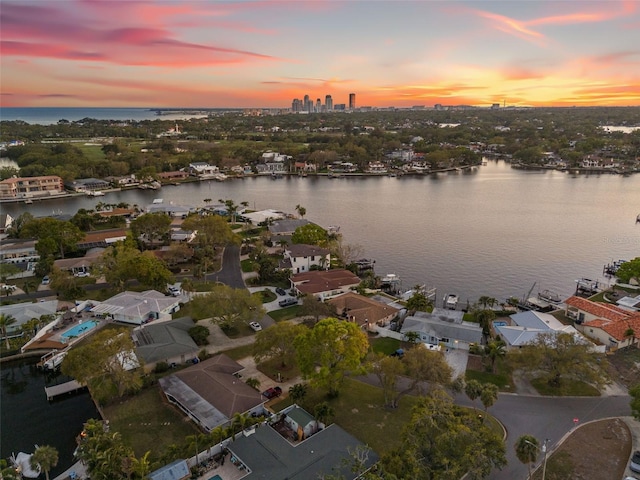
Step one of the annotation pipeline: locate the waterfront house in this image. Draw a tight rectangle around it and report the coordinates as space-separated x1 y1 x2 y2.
290 269 361 301
494 310 583 350
188 162 219 178
565 296 640 350
366 161 388 174
327 291 399 329
400 308 482 350
268 219 310 237
157 170 189 183
280 244 330 274
65 177 111 193
132 317 200 371
146 201 195 218
240 209 286 225
91 290 180 325
158 354 264 432
0 299 58 337
0 175 65 200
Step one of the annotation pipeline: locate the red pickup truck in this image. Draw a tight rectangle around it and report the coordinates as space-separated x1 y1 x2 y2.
262 386 283 399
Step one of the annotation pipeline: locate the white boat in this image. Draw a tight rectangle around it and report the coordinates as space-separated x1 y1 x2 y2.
538 289 562 304
86 190 105 196
11 450 41 478
42 350 67 370
443 294 459 310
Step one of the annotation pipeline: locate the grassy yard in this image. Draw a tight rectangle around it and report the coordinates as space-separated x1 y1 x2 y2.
252 288 277 303
267 305 302 322
104 386 199 459
241 259 256 273
530 377 601 396
257 357 301 384
369 336 401 355
218 343 255 360
465 355 515 391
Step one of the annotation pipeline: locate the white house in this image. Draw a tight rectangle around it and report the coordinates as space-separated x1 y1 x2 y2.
495 310 584 350
188 162 219 178
400 308 482 350
282 244 330 274
91 290 180 325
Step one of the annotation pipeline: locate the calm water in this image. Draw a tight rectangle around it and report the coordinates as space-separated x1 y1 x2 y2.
0 107 208 125
0 359 99 477
7 160 640 304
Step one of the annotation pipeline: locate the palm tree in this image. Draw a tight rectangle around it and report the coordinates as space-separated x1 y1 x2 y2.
230 412 251 435
314 401 334 426
131 451 151 479
295 204 306 218
480 383 499 420
0 313 17 349
289 383 308 404
30 445 58 480
485 340 507 373
478 295 491 309
464 379 483 412
514 435 539 479
22 280 36 295
245 377 261 390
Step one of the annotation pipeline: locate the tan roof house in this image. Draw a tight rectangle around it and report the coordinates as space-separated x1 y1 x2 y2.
328 291 399 329
291 269 361 301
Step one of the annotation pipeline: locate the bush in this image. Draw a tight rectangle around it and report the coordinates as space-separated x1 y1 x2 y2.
155 361 169 373
188 325 210 346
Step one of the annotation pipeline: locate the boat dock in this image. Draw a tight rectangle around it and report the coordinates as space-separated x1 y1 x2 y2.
44 380 85 401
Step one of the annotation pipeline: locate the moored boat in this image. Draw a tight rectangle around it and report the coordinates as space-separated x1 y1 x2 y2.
443 293 459 310
538 289 562 304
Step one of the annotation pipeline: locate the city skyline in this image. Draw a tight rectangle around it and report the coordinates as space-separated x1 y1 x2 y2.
1 1 639 108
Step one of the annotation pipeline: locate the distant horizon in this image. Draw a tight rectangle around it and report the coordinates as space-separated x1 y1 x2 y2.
1 1 639 108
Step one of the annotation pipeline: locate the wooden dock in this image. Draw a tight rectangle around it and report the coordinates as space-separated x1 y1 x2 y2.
44 380 85 401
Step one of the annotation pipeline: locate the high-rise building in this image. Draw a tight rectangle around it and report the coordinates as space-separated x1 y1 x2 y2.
316 98 321 112
303 95 311 113
349 93 356 110
291 98 303 112
325 95 333 111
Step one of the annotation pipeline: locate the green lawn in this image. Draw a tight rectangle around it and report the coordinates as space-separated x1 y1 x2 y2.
530 377 601 396
76 143 107 162
267 305 302 322
103 386 199 459
252 289 277 303
465 369 514 391
369 336 401 355
257 357 301 384
241 259 256 273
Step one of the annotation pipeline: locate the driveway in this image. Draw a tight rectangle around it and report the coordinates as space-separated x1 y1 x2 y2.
444 349 468 379
247 286 299 313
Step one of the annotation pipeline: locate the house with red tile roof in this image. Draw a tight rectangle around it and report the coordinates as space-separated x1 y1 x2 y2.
327 291 400 329
565 296 640 350
291 269 360 300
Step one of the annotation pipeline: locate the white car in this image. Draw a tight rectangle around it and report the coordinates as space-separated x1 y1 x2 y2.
249 321 262 332
41 276 50 285
74 271 90 278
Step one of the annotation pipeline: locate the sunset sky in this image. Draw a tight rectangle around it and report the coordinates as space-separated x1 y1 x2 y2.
1 0 639 108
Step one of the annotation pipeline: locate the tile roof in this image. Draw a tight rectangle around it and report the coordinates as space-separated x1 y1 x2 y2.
292 269 360 295
565 296 631 322
585 316 640 341
327 292 399 324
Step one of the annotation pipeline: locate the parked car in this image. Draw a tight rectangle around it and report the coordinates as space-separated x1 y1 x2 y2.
249 321 262 332
630 450 640 473
275 287 287 296
74 271 90 278
262 386 282 399
41 276 50 285
278 297 298 307
167 286 181 297
390 348 404 358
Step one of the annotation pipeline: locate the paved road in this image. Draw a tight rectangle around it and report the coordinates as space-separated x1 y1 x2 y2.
207 244 245 288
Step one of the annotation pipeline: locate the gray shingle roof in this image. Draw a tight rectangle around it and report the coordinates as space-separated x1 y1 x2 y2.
229 423 378 480
134 317 199 364
401 315 482 344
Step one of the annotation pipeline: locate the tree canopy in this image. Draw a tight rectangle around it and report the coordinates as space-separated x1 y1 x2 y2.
253 321 307 367
188 284 264 329
291 223 329 246
616 257 640 284
130 213 172 249
61 328 143 404
510 332 609 390
294 317 369 396
21 217 84 259
379 389 506 479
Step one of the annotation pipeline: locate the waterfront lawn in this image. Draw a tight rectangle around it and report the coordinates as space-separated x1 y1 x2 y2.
104 386 199 459
530 377 601 396
267 305 302 322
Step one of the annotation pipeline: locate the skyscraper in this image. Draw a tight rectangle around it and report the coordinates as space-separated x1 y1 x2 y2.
325 95 333 111
349 93 356 110
316 98 321 112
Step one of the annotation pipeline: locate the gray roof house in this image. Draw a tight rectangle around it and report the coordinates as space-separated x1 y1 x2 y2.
495 310 580 349
268 219 310 236
133 317 199 370
158 354 264 432
228 413 378 479
401 308 482 350
0 299 58 335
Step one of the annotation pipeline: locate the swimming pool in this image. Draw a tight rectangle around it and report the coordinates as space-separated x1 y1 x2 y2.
61 320 98 340
207 475 222 480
